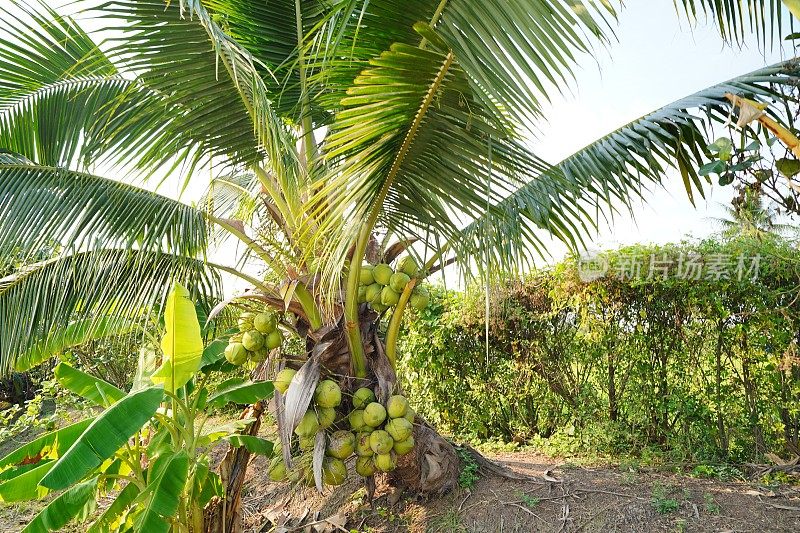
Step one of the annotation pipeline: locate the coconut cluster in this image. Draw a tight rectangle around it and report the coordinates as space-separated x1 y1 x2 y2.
268 373 416 486
224 311 283 366
358 256 430 313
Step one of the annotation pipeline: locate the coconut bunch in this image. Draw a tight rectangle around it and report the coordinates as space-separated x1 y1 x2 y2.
348 389 416 476
224 311 284 366
358 256 430 313
268 373 416 486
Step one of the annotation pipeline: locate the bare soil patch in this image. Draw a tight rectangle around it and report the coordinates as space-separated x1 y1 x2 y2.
241 450 800 532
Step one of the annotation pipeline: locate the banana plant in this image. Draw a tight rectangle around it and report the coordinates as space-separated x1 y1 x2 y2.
0 284 275 532
2 0 800 523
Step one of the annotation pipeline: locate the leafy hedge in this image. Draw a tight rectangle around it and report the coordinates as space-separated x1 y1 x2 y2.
398 236 800 462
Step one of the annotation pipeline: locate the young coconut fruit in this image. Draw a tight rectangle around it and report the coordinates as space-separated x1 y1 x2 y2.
393 435 415 456
373 452 397 472
326 430 356 459
372 263 393 285
389 272 410 293
357 285 368 303
385 417 413 442
322 457 347 486
349 409 367 431
386 395 409 419
274 368 296 394
352 387 376 410
317 407 336 429
251 347 269 362
225 343 248 366
253 312 277 334
242 330 265 352
265 329 283 350
359 264 375 285
372 303 389 313
380 286 400 306
355 456 376 477
355 432 374 456
404 406 416 424
268 457 287 481
369 430 394 454
365 283 383 304
409 287 430 311
397 256 419 277
363 402 387 428
314 380 342 408
294 410 319 438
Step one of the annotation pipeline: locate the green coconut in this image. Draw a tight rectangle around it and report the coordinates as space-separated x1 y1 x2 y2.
381 286 400 306
237 312 255 330
314 379 342 408
404 406 416 424
326 430 356 459
265 329 283 350
369 430 394 454
323 457 347 486
359 265 375 285
274 368 296 394
225 343 248 366
349 409 366 431
386 395 409 419
389 271 411 293
299 435 316 451
357 286 368 304
397 256 419 277
365 283 383 303
317 407 336 429
355 432 374 456
294 410 319 438
268 457 287 481
373 452 397 472
409 288 430 311
372 264 393 285
352 387 376 410
393 435 415 456
385 417 413 442
252 348 268 362
253 312 277 334
372 303 389 313
242 330 265 351
363 402 387 428
355 456 375 477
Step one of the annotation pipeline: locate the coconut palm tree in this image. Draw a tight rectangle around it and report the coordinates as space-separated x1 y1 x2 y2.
2 0 800 522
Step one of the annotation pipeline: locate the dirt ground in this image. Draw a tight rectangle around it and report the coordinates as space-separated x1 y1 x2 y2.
240 451 800 533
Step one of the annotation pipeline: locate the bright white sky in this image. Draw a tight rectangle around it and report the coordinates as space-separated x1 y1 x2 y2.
530 1 788 264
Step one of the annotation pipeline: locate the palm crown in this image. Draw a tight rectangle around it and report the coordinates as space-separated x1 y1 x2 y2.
1 0 800 375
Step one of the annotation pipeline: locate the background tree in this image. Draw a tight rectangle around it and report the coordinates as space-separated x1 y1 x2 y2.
2 0 800 524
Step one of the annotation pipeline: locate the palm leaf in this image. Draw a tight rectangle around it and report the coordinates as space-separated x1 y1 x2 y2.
0 162 209 261
0 249 221 373
450 59 800 273
91 0 298 180
676 1 792 46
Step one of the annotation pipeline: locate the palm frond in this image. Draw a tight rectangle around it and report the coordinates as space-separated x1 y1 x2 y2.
0 0 126 168
0 161 209 262
450 59 800 274
676 0 792 46
86 0 298 180
0 249 221 373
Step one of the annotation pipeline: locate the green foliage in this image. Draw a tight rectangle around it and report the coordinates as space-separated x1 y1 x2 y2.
399 236 800 463
651 485 680 515
0 284 275 532
454 447 480 489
